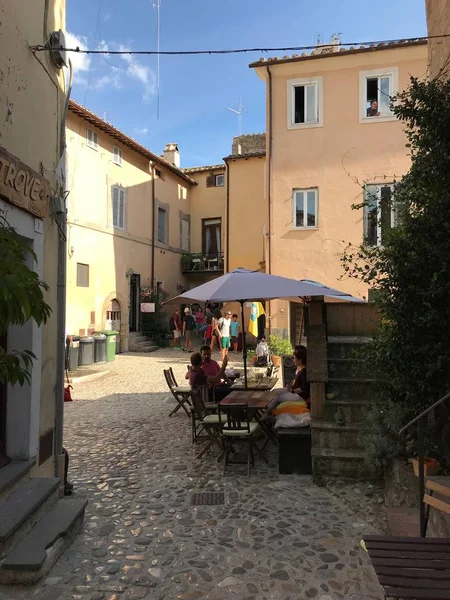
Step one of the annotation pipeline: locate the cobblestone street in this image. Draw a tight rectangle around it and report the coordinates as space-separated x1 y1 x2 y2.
2 350 383 600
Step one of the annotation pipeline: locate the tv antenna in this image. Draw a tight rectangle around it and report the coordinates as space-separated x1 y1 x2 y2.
228 98 248 136
153 0 162 119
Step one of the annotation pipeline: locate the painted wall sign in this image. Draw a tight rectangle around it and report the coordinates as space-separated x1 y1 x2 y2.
141 303 155 313
0 146 51 218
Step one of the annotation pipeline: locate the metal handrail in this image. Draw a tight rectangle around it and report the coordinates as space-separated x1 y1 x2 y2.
399 389 450 435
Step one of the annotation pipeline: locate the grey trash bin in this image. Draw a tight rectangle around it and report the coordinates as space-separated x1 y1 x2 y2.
79 336 94 366
93 334 107 363
68 335 80 372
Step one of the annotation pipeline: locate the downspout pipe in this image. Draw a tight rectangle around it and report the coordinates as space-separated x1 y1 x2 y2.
224 158 230 272
151 162 156 287
55 57 73 477
266 65 273 333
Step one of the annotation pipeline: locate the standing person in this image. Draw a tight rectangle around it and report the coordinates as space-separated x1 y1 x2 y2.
230 314 240 354
220 310 232 360
170 308 182 349
210 309 222 353
182 307 195 352
195 307 204 338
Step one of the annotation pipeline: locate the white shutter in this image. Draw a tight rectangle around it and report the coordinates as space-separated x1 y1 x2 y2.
181 219 189 251
112 186 119 227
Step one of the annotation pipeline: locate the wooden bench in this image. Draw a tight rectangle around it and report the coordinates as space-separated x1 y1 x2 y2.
277 427 312 475
364 477 450 599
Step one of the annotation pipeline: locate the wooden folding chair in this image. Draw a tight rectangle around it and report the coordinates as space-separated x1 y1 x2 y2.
163 369 192 417
191 387 222 459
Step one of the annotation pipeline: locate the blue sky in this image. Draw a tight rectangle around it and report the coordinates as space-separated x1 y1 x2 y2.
67 0 427 167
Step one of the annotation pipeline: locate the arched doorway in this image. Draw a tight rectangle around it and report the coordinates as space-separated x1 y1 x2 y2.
105 299 121 353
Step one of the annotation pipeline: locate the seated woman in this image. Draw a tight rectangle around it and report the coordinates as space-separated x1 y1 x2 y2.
267 349 310 412
186 351 228 401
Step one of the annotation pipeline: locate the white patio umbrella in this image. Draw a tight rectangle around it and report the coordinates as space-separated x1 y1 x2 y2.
165 269 364 387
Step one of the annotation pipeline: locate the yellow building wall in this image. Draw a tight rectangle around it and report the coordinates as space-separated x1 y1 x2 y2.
227 156 266 272
0 0 66 475
255 45 427 336
426 0 450 79
189 170 226 255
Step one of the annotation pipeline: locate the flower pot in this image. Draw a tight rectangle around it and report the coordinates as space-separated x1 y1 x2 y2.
271 354 281 367
410 457 440 477
249 356 257 366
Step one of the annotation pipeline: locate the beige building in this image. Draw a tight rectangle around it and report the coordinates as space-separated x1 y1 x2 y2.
250 39 428 337
426 0 450 78
0 0 66 478
66 102 195 351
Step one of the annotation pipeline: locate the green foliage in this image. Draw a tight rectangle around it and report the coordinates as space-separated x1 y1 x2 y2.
0 217 52 386
180 253 193 271
140 287 170 348
268 334 292 357
341 76 450 475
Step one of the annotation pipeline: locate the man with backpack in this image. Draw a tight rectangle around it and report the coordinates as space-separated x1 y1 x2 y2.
169 308 181 349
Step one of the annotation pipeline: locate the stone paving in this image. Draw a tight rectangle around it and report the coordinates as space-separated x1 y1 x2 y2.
2 349 383 600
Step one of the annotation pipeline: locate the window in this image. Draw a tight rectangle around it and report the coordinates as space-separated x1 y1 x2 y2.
180 218 190 251
112 186 125 229
360 68 398 122
293 189 318 229
113 146 122 166
202 218 221 254
364 184 398 246
155 168 164 180
288 77 323 129
87 128 98 150
76 263 89 287
158 207 168 243
206 173 225 187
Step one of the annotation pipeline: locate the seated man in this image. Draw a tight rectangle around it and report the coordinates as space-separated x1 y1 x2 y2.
186 350 228 395
267 349 310 412
186 347 231 403
256 337 269 367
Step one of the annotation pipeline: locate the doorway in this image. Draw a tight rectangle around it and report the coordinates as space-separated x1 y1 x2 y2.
129 274 141 333
0 335 9 468
202 218 221 256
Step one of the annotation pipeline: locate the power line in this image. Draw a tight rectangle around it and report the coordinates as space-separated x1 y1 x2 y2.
30 34 443 58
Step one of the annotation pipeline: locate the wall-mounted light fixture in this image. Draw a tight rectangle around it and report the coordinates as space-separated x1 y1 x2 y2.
68 245 75 258
126 268 135 278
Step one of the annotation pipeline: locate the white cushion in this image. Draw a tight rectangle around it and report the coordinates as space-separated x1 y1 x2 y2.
222 421 259 437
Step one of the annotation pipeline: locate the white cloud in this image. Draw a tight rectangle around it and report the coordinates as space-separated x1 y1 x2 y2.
118 45 156 100
66 31 91 80
134 127 149 135
103 13 111 21
92 74 122 91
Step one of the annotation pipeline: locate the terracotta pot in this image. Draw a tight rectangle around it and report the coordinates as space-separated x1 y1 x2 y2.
411 457 440 477
249 356 256 366
271 354 281 367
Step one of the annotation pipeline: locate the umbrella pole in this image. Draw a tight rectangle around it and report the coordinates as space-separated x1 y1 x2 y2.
240 300 248 389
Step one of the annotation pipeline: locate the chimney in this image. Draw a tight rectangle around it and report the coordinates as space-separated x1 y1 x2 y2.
163 143 180 168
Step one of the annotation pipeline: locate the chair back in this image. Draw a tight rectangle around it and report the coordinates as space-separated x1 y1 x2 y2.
163 368 175 390
169 366 179 387
191 387 208 420
219 402 251 433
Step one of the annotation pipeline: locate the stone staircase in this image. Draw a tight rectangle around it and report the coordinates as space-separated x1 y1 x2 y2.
311 336 375 478
128 332 159 353
0 460 87 584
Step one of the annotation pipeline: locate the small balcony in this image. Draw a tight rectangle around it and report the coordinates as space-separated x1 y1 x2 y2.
181 252 224 274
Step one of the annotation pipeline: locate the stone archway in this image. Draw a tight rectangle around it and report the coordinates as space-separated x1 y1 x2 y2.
102 292 128 353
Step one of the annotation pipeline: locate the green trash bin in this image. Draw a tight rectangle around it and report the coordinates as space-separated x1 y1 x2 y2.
94 330 118 362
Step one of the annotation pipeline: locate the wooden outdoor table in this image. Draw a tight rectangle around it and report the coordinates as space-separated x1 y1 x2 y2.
219 390 278 448
230 377 279 392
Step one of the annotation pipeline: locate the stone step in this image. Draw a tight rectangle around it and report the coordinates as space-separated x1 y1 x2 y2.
128 335 147 345
322 399 371 424
327 336 372 359
311 447 365 479
128 343 159 353
0 497 88 584
0 478 59 559
327 358 374 379
311 420 362 450
0 460 35 502
326 378 376 402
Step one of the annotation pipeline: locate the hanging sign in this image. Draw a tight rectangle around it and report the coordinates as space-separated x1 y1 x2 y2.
141 303 156 313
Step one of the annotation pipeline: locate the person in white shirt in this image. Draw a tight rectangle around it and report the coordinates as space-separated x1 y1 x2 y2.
219 310 232 359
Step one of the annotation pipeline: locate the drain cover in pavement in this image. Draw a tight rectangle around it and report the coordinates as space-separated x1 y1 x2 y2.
191 492 225 505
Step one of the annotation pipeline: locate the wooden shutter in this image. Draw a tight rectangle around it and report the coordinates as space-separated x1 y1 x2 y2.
118 189 125 229
206 174 216 188
112 186 119 227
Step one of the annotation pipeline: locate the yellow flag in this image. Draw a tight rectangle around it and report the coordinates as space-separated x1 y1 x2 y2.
249 302 265 337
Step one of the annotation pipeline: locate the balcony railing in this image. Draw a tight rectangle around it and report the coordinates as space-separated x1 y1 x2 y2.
181 252 224 273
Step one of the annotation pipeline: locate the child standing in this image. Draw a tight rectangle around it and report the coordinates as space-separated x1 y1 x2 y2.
230 314 240 354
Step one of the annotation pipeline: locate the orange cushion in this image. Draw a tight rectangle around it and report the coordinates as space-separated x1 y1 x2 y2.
273 401 310 416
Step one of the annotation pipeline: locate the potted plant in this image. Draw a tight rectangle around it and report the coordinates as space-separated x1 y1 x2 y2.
247 349 256 365
405 434 441 477
268 334 293 368
180 253 193 271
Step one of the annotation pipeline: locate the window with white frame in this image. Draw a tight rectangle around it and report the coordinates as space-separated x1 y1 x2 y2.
113 146 122 166
215 174 224 187
360 68 398 121
288 77 323 129
364 183 399 246
180 218 190 251
157 207 168 243
87 128 98 150
112 185 125 229
293 188 318 229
